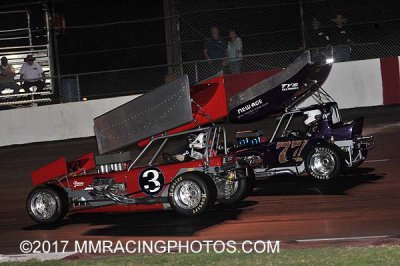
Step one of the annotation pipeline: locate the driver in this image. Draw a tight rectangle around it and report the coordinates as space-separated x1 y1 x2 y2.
304 109 322 127
163 133 207 163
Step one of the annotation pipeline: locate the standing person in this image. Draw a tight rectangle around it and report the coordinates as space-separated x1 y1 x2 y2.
307 18 331 62
226 29 243 74
330 14 352 62
203 26 226 76
0 57 20 93
19 55 46 93
308 18 330 48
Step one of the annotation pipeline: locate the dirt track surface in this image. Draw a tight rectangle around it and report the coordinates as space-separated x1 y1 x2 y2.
0 105 399 254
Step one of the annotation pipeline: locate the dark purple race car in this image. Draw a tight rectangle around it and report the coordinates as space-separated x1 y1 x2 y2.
163 49 374 181
229 49 374 181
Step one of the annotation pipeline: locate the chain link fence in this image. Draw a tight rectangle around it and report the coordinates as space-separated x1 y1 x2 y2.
1 0 400 107
57 51 299 102
178 0 400 64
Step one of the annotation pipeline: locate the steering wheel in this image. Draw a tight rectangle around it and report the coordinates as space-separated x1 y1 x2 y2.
282 130 300 138
162 153 181 163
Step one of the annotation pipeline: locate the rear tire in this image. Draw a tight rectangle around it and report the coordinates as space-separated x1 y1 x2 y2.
27 186 68 225
305 145 342 181
218 168 255 205
168 173 213 216
243 168 256 199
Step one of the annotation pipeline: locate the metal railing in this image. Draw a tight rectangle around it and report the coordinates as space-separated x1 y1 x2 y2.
2 40 397 109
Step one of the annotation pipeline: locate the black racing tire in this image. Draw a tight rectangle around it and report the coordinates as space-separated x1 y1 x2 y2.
243 167 256 199
168 173 213 216
26 186 69 225
50 185 70 218
218 167 255 205
305 145 342 181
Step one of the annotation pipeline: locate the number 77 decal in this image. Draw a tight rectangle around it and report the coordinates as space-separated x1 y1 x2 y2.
276 140 309 164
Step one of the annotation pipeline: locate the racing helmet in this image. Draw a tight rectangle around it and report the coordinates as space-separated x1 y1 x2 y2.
303 109 322 126
188 133 207 149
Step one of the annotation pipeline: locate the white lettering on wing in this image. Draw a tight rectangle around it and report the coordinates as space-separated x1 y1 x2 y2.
237 99 263 114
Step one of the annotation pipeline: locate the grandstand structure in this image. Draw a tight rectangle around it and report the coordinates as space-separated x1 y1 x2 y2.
0 7 54 108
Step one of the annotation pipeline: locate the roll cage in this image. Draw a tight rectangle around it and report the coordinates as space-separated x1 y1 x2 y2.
128 125 228 170
270 104 341 142
271 84 341 143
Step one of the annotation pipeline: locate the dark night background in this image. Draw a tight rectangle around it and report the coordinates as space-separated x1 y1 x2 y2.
1 0 166 74
2 0 400 74
1 0 400 97
55 0 166 74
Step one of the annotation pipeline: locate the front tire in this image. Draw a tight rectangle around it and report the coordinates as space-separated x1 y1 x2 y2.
305 145 342 181
168 173 213 216
26 186 68 225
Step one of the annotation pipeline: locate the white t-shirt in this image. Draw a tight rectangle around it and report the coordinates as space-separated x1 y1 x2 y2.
20 61 43 82
227 37 243 62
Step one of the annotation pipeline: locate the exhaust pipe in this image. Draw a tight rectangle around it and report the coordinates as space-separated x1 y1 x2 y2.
104 186 168 205
265 169 296 177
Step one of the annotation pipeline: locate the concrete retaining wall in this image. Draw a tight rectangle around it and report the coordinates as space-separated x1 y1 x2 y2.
1 56 399 147
0 95 139 147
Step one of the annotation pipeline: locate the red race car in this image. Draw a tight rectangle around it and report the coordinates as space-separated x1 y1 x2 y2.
27 76 255 225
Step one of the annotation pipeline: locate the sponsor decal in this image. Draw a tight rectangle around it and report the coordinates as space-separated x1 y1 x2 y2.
237 99 263 115
73 181 84 188
281 83 299 91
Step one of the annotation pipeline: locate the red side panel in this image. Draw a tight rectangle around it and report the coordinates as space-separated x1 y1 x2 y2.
380 57 400 105
191 76 228 124
75 157 224 214
32 153 96 186
32 157 68 186
66 152 96 175
224 69 282 99
138 76 227 147
136 72 284 147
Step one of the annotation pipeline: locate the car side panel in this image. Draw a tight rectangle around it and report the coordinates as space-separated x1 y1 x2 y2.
69 157 223 213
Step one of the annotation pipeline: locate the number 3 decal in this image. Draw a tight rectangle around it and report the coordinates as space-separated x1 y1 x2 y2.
139 168 165 195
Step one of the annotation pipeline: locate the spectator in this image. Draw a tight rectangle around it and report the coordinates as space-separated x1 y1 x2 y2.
306 18 331 62
19 55 46 93
203 26 226 76
308 18 330 48
0 57 20 93
330 14 352 62
226 29 243 74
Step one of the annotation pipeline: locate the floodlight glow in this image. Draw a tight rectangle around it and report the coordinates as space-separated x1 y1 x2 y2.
326 58 334 64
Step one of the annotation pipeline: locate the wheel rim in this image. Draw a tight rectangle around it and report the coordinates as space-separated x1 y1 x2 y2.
310 150 336 177
225 176 239 198
30 191 57 220
173 180 202 210
225 181 239 198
